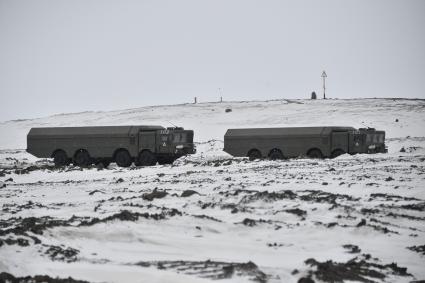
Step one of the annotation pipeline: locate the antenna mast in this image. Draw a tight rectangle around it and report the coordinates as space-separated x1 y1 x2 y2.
321 71 327 99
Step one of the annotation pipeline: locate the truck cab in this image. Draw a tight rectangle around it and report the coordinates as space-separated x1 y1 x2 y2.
158 127 195 156
348 128 387 154
138 127 195 165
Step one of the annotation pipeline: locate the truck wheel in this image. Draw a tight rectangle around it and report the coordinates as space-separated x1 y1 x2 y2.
269 149 284 160
247 149 262 161
331 149 345 158
74 150 91 167
138 151 157 166
307 149 323 159
53 150 68 167
115 150 132 167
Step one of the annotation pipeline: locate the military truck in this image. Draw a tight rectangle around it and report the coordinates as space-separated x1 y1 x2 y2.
224 126 386 160
27 126 195 167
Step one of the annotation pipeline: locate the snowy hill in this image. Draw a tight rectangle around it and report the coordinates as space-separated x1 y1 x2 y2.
0 98 424 283
1 98 424 150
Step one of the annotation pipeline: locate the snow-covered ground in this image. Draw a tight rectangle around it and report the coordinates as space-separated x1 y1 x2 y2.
0 98 424 283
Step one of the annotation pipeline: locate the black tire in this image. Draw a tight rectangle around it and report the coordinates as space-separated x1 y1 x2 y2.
53 150 68 167
307 149 323 159
115 150 132 167
247 149 262 161
138 151 157 166
74 150 91 167
269 149 284 160
331 149 345 158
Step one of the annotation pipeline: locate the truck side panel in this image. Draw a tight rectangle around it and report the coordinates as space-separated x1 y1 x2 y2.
28 136 133 158
224 127 358 158
139 131 157 152
26 126 164 159
225 136 328 158
331 132 349 153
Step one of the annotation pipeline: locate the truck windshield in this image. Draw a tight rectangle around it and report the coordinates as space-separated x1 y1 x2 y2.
173 133 187 143
366 134 384 144
366 134 373 143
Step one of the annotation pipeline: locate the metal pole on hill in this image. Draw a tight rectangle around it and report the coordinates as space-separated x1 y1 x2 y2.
322 71 327 99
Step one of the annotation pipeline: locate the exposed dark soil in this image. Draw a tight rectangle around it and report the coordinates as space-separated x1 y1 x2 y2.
304 255 411 283
176 156 247 167
400 202 425 212
192 214 223 222
299 190 360 204
407 245 425 255
0 272 90 283
342 244 361 254
386 212 425 221
369 193 421 202
78 209 182 226
285 208 307 217
134 260 267 283
241 218 273 227
13 165 55 175
0 237 29 247
0 216 70 236
45 245 79 262
240 189 359 206
240 190 297 203
142 188 168 201
1 201 54 215
88 190 104 195
181 189 200 197
1 209 182 237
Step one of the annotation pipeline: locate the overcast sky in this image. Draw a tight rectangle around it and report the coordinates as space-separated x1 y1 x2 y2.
0 0 424 121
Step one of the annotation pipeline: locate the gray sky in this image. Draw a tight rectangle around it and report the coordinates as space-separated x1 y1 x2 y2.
1 0 424 122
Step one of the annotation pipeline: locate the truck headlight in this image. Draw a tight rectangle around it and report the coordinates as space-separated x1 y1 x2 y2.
368 145 376 150
176 145 184 149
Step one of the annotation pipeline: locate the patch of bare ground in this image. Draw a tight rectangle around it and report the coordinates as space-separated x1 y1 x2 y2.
134 260 267 283
0 272 90 283
407 245 425 255
301 254 412 283
0 209 182 238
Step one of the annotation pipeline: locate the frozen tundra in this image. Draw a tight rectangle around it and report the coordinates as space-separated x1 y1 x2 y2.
224 126 386 160
27 126 195 167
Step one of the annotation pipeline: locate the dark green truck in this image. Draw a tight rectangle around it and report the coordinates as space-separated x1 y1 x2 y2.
224 126 386 160
27 126 195 167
